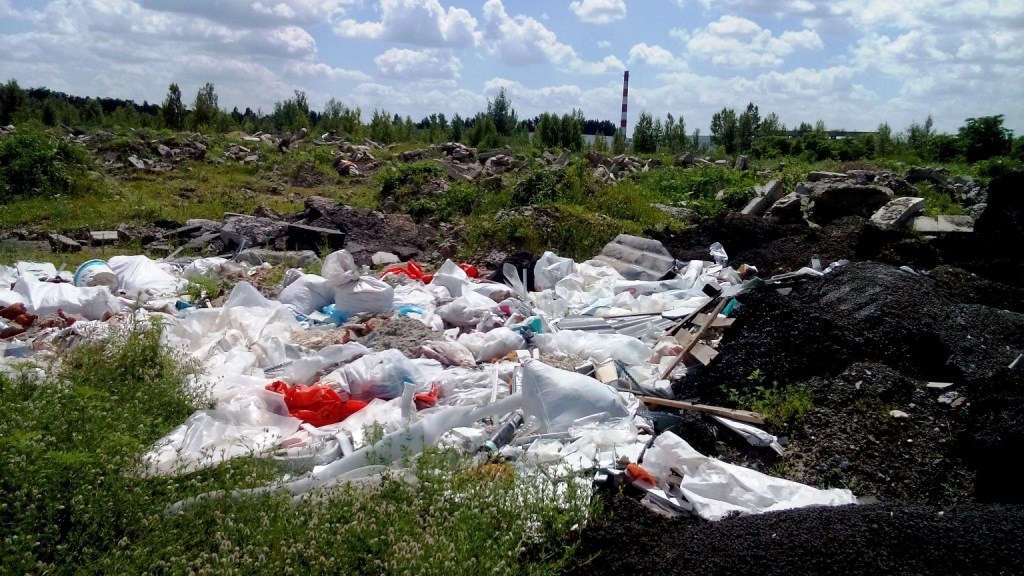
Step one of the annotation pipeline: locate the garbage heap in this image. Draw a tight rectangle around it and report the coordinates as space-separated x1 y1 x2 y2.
0 235 856 521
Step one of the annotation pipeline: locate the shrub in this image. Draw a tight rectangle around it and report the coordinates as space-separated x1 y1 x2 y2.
0 131 96 201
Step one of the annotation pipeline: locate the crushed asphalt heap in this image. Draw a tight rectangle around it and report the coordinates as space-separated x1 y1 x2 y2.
2 171 1023 575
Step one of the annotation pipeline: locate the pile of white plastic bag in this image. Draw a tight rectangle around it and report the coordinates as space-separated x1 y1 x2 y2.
0 246 857 521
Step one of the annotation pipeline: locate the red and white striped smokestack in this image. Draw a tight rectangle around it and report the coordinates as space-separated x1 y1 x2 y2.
620 70 629 134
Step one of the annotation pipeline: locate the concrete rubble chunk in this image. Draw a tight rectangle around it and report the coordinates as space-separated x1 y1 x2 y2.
371 251 400 265
764 192 803 223
913 215 974 233
871 197 926 229
285 223 346 253
593 234 675 281
127 155 146 169
652 204 699 223
89 230 119 245
804 181 894 223
807 171 846 182
236 249 321 269
734 155 749 170
48 233 82 253
741 179 786 217
905 166 948 186
220 215 289 250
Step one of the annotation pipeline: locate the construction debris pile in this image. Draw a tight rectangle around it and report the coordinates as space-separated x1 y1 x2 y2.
0 234 860 520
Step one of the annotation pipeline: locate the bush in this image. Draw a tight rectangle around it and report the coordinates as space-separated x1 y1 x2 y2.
0 131 96 201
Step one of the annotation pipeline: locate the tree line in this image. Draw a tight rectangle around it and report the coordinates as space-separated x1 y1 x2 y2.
1 78 1021 166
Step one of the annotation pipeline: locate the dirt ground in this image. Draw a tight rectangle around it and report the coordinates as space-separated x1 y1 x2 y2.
567 172 1024 574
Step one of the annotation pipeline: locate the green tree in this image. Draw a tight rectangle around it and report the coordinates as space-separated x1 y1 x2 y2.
736 102 760 152
272 90 312 133
905 115 934 158
487 87 518 137
466 112 499 148
958 114 1012 163
81 97 104 125
759 112 785 137
631 110 659 154
612 128 626 154
191 82 220 131
875 122 893 157
0 79 28 126
535 112 561 149
450 113 465 142
368 108 396 144
161 83 186 131
559 109 584 152
662 113 688 154
710 107 738 154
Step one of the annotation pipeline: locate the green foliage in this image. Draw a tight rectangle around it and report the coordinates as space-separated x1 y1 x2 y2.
190 82 222 132
729 371 813 427
161 83 187 130
661 113 688 154
0 78 28 125
512 165 560 205
182 274 222 301
319 97 362 138
487 86 518 137
631 110 660 154
612 128 626 154
710 107 738 154
0 319 595 575
0 131 97 201
630 164 757 219
959 114 1013 163
912 182 964 217
271 90 312 133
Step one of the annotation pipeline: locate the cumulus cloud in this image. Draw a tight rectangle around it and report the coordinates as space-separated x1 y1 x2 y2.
480 0 618 74
569 0 626 24
137 0 354 27
374 48 460 80
332 0 479 48
684 15 822 67
628 43 681 68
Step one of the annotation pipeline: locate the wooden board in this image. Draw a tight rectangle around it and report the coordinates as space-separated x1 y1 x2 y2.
638 396 764 425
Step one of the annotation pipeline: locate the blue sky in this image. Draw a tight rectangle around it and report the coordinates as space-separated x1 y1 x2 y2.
1 0 1021 136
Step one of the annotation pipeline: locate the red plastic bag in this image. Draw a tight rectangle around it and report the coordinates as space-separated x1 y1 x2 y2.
381 260 434 283
458 263 479 278
266 381 367 427
413 382 439 410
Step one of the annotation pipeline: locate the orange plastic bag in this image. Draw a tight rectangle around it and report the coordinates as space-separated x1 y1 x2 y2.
266 381 367 427
626 462 657 486
381 260 434 283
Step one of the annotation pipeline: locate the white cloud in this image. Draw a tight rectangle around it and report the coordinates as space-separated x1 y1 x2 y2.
628 43 681 68
480 0 618 74
569 0 626 24
685 15 822 67
332 0 479 48
136 0 354 27
287 61 370 82
374 48 460 80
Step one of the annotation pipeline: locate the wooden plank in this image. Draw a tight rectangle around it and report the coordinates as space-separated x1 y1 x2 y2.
694 313 735 328
638 396 764 425
660 297 731 380
689 342 719 366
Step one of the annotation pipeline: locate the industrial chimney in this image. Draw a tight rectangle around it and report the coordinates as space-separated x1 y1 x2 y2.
620 70 629 136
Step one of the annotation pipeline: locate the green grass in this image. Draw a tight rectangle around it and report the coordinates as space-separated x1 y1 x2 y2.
0 320 596 575
727 371 814 427
913 182 965 217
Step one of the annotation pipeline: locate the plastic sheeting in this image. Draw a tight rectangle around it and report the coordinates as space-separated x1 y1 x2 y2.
641 431 856 521
520 359 629 434
13 274 122 319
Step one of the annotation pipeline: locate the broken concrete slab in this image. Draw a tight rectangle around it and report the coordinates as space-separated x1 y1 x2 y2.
807 171 846 182
871 197 926 229
236 249 322 269
804 182 894 223
593 234 675 281
764 192 803 223
220 215 289 250
89 230 119 246
741 179 786 217
913 215 975 233
285 223 346 253
48 234 82 253
652 204 699 223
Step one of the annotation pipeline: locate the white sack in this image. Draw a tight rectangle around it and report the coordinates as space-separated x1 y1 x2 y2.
438 289 498 327
332 277 394 317
431 259 469 297
458 327 524 362
182 257 229 279
13 274 121 319
520 359 629 434
534 251 577 291
532 330 652 365
641 431 857 521
143 406 301 476
278 274 334 315
321 249 359 281
276 342 370 385
107 255 185 298
332 349 426 402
